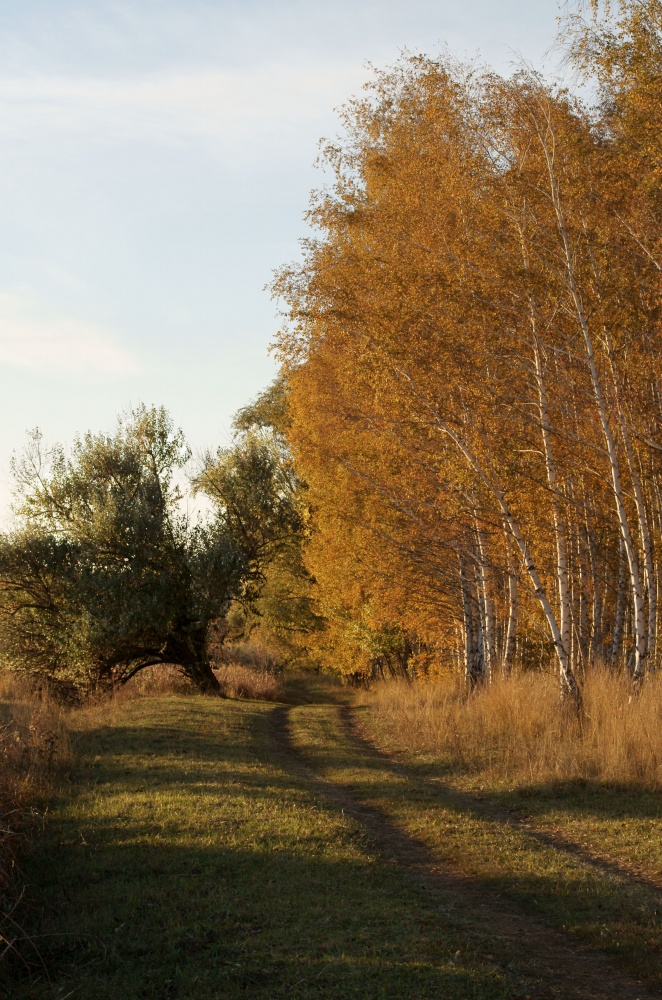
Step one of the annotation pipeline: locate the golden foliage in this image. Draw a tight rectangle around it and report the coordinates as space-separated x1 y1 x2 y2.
274 7 662 694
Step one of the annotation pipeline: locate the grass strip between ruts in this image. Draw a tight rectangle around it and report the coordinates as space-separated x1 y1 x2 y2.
7 695 512 1000
288 702 662 989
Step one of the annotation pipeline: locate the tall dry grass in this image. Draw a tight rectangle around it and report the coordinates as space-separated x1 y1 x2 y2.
113 659 284 703
113 660 284 701
0 672 69 966
213 662 284 701
359 669 662 788
116 664 195 699
213 641 283 674
211 641 285 701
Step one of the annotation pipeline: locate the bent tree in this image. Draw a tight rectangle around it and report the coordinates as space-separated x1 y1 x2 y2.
0 406 298 694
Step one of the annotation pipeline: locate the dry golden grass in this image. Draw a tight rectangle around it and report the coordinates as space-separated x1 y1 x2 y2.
0 672 70 798
0 672 69 927
117 660 284 702
209 640 285 701
116 663 195 698
358 668 662 787
213 640 283 673
214 661 284 701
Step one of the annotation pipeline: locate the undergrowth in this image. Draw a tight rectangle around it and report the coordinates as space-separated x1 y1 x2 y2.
0 673 69 973
115 658 284 703
358 668 662 788
211 641 285 700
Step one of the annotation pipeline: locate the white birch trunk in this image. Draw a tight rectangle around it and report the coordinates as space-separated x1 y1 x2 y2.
611 535 628 669
586 515 603 665
475 521 496 682
504 566 518 675
532 336 573 675
541 141 647 683
460 555 481 688
392 362 581 700
445 422 579 697
619 426 656 679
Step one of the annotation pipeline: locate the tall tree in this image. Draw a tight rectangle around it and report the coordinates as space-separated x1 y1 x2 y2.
274 31 662 695
196 381 327 664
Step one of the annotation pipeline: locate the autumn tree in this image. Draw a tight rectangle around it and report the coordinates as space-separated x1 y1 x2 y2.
274 9 662 697
195 380 326 665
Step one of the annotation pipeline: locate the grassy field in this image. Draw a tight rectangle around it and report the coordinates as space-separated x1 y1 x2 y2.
355 672 662 904
3 675 661 999
5 690 509 1000
289 701 662 988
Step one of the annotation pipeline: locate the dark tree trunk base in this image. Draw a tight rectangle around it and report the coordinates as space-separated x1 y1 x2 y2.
186 659 224 695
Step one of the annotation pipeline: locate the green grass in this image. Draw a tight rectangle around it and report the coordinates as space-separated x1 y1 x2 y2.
7 694 512 1000
490 782 662 883
289 702 662 987
7 680 662 998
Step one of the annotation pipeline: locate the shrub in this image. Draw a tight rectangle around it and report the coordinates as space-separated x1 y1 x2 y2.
0 673 68 974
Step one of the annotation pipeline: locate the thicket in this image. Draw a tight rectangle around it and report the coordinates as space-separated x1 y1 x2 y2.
0 673 68 971
274 0 662 700
0 404 305 695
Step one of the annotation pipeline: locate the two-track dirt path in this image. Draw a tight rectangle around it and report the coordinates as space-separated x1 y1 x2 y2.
338 704 662 899
270 701 660 1000
8 690 661 1000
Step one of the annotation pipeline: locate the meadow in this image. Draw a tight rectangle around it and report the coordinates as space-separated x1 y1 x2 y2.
1 666 660 999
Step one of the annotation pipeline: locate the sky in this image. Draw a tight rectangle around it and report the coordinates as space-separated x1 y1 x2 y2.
0 0 565 519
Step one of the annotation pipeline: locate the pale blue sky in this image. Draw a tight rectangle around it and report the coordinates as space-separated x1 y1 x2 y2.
0 0 563 516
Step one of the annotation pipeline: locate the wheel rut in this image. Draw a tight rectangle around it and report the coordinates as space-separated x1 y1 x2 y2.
339 704 662 900
269 703 660 1000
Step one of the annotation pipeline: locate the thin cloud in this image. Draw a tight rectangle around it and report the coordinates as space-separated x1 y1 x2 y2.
0 292 139 374
0 66 365 147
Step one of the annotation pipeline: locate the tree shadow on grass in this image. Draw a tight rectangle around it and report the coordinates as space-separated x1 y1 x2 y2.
343 705 662 821
3 701 506 1000
12 845 495 1000
321 706 662 986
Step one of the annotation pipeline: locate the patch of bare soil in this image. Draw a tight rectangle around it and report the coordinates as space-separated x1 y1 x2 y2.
269 704 659 1000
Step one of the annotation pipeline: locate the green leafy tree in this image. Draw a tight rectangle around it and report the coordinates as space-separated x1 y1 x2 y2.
0 406 244 694
197 381 327 663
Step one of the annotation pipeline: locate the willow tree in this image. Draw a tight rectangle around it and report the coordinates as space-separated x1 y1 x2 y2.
0 405 306 694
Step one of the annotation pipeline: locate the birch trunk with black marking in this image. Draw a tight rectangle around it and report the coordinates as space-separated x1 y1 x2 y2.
459 554 483 689
611 535 628 669
503 529 518 675
541 130 647 685
474 518 496 682
532 334 573 678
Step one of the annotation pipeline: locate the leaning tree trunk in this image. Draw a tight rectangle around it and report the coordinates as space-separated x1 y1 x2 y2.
165 634 223 695
187 659 223 694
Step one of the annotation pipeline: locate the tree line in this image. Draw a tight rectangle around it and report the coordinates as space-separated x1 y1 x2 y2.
273 0 662 700
2 1 660 702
